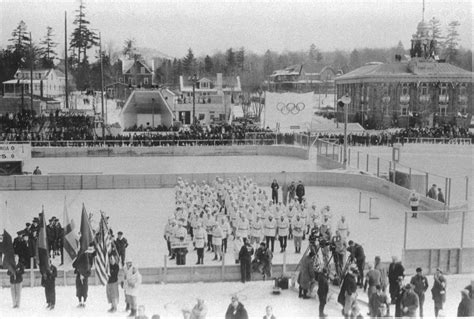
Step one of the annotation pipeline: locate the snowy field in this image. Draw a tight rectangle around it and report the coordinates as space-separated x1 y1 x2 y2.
1 274 471 318
23 156 319 175
2 186 472 270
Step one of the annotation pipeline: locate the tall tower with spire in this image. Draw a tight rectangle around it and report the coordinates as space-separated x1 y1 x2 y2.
410 0 437 60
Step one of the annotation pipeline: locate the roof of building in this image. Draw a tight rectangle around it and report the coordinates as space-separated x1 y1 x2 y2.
14 68 65 78
180 74 240 89
270 65 303 77
121 59 154 74
336 60 474 83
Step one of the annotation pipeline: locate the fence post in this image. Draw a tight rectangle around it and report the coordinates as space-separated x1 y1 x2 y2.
283 250 287 274
459 211 466 274
366 154 369 172
30 257 34 287
409 168 412 189
348 149 351 166
163 255 168 284
425 173 429 196
357 152 360 169
332 144 335 160
377 157 380 177
392 161 396 183
325 143 328 157
444 177 449 208
448 178 452 207
221 252 225 281
403 211 408 263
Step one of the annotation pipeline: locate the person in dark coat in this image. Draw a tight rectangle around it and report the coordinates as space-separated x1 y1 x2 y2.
298 246 315 299
15 232 31 269
41 260 57 310
107 255 120 312
115 231 129 266
238 238 254 283
457 289 472 317
369 284 389 318
72 251 93 307
7 254 25 308
347 240 365 287
270 179 279 204
401 283 419 317
338 265 358 318
388 256 405 303
281 180 288 205
225 295 248 319
437 188 445 203
317 268 329 317
410 267 429 317
288 181 296 203
431 268 447 317
295 180 305 204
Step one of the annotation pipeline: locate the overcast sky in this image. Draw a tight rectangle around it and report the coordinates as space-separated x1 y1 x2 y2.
0 0 472 58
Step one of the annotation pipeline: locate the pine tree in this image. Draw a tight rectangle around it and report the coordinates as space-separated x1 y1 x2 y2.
40 26 58 68
182 48 196 75
236 47 245 71
204 55 213 74
226 48 235 75
8 20 30 57
69 0 98 66
349 49 361 70
122 38 140 60
263 49 274 76
430 17 444 55
444 20 460 62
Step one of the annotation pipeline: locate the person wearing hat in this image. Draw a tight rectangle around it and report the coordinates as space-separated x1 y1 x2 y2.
410 267 429 317
253 242 272 280
193 223 206 265
7 254 25 308
270 179 279 204
388 256 405 303
338 264 358 317
457 288 472 317
317 268 329 317
41 259 57 310
238 238 254 283
292 214 305 253
115 231 129 267
263 214 276 253
288 181 296 203
368 284 389 318
164 219 177 258
225 295 248 319
33 166 42 175
347 240 366 288
394 276 406 318
364 263 381 303
431 268 447 317
408 190 420 218
437 188 445 203
106 255 120 313
427 184 437 199
295 180 305 204
276 215 289 253
401 283 419 317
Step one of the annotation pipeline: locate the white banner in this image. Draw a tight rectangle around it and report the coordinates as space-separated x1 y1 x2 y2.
0 144 31 162
263 92 317 132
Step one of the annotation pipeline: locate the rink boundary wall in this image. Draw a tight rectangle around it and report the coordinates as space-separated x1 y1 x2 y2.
30 145 310 159
403 247 474 275
0 171 447 215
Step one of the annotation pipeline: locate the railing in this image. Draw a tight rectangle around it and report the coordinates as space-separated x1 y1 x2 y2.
395 137 471 145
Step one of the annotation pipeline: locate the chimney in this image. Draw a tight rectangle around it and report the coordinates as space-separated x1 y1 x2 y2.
216 73 223 90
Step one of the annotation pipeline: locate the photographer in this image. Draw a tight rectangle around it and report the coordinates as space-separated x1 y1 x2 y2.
347 240 366 288
331 230 346 280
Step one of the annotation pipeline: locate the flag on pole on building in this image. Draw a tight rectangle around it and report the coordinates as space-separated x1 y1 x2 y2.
38 207 51 274
93 211 112 285
0 201 15 274
62 196 79 261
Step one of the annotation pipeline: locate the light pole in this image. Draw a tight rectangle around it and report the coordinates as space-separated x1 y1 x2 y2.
338 93 351 168
189 74 198 125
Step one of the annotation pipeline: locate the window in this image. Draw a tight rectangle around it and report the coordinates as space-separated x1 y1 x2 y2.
141 67 146 74
420 83 428 96
439 105 447 116
198 114 205 120
440 84 447 96
460 85 467 96
401 106 408 116
219 114 225 121
402 85 409 96
209 111 215 119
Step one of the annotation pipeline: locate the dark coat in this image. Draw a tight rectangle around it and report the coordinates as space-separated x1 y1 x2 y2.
401 290 419 317
41 265 57 289
239 244 253 262
225 302 248 319
296 183 305 198
115 237 128 254
297 254 314 290
388 262 404 284
338 273 357 306
431 274 447 305
8 261 25 284
457 295 472 317
317 274 329 299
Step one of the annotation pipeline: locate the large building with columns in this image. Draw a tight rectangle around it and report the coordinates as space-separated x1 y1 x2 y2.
335 20 473 129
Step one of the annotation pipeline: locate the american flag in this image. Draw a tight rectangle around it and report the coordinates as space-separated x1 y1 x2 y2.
93 212 112 285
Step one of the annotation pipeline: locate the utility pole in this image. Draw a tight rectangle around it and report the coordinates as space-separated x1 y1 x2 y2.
99 32 105 142
65 11 69 109
29 32 33 113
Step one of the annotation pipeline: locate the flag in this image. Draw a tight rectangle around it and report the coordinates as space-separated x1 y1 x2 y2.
38 209 50 274
1 229 15 274
93 212 112 285
78 204 94 255
63 196 79 261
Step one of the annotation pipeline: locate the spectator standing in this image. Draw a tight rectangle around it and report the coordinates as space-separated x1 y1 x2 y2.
338 265 358 318
33 166 42 175
297 245 315 299
431 268 447 317
410 267 429 317
388 256 405 303
276 215 288 253
8 254 25 308
106 255 120 313
292 214 304 253
368 284 390 318
281 180 288 205
401 283 419 318
193 224 206 265
427 184 437 199
238 238 253 283
264 215 276 253
288 181 296 203
115 231 129 267
189 298 208 319
254 242 272 280
364 263 381 302
437 188 445 203
331 230 346 280
457 289 472 317
348 240 366 287
270 179 279 204
317 268 329 318
225 295 248 319
295 180 305 204
408 190 420 218
374 256 387 292
336 215 350 241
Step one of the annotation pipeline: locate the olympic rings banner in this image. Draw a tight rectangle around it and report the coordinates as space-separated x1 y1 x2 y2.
263 92 316 131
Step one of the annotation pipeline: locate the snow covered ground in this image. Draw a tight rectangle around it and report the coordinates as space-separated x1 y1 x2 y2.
1 274 471 318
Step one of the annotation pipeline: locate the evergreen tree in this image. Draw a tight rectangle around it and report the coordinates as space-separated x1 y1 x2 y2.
8 20 30 55
122 38 140 60
430 17 444 55
349 49 361 70
182 48 196 75
226 48 235 75
40 26 58 68
444 20 460 62
236 47 245 71
204 55 213 74
263 49 274 76
69 0 98 66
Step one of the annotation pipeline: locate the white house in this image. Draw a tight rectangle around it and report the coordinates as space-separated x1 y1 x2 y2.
2 68 66 98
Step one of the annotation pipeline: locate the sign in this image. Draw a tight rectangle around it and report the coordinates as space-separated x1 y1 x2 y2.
0 144 31 162
171 235 191 249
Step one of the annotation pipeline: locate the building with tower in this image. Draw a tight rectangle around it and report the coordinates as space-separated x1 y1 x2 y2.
335 11 473 129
